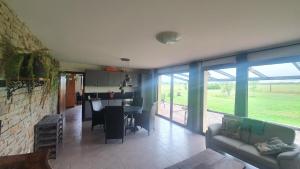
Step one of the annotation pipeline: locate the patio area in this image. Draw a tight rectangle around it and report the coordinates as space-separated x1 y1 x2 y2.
157 102 300 145
158 102 187 125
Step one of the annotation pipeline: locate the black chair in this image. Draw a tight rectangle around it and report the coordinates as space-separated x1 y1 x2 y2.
131 97 144 120
132 97 143 107
89 99 105 130
135 102 157 135
104 106 127 143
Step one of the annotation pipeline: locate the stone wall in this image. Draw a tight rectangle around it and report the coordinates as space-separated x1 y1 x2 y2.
0 0 57 156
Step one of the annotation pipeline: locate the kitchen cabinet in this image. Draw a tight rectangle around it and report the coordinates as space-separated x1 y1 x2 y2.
85 70 98 86
85 70 140 87
108 72 122 86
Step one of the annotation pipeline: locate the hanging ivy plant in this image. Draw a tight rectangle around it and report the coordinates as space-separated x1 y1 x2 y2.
49 58 60 90
4 53 24 80
33 52 51 79
1 36 23 81
1 35 60 99
19 53 34 79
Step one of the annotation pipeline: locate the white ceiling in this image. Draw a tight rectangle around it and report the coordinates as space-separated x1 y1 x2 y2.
6 0 300 69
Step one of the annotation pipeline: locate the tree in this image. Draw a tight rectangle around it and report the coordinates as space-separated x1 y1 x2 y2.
222 83 233 96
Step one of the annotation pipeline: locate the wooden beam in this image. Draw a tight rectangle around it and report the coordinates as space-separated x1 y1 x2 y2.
249 67 267 78
177 73 189 78
208 75 300 82
293 62 300 72
214 70 235 79
173 75 188 81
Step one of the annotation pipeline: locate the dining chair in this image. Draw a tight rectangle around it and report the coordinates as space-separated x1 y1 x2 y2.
135 101 157 135
88 98 105 130
131 97 143 107
126 97 143 132
104 106 127 143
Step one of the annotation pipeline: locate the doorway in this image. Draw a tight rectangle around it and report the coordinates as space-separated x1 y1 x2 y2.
58 72 85 114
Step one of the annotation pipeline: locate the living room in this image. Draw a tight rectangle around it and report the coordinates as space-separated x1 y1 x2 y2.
0 0 300 169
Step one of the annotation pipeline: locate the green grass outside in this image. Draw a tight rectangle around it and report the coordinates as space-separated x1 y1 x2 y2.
158 82 300 128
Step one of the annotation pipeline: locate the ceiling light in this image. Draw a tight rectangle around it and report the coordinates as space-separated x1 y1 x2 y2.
156 31 181 45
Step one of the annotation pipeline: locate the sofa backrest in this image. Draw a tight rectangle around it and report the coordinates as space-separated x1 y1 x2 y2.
264 123 295 145
221 115 295 145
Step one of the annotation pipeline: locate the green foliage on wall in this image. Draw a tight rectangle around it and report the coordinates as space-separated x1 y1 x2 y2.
0 35 60 98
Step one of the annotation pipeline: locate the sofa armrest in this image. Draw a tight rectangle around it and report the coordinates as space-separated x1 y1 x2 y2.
206 123 222 137
278 147 300 160
205 123 222 149
278 146 300 169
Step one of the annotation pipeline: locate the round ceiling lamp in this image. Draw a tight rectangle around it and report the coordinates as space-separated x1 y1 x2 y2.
156 31 181 45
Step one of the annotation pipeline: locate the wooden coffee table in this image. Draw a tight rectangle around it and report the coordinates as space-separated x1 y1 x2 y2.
165 149 245 169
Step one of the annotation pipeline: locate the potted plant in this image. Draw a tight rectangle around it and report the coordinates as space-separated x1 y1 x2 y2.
19 53 34 79
33 53 50 79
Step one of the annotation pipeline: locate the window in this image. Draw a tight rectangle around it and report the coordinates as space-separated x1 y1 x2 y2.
248 62 300 128
207 68 236 114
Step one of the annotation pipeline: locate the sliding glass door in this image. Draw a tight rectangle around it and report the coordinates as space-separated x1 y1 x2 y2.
158 75 171 119
172 73 189 125
157 72 189 126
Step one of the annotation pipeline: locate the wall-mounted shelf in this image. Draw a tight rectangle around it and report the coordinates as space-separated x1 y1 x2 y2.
3 78 49 99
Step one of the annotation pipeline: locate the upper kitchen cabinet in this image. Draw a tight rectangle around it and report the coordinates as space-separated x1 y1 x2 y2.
85 70 140 87
97 71 109 86
85 70 99 86
108 72 122 86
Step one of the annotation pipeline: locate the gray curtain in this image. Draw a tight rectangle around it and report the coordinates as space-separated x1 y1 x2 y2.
141 70 157 112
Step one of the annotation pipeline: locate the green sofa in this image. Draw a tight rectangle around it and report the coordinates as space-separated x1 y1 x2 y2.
206 115 300 169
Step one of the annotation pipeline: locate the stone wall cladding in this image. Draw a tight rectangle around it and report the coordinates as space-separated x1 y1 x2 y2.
0 0 57 156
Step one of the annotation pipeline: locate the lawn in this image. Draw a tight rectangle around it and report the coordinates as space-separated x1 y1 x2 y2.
159 82 300 128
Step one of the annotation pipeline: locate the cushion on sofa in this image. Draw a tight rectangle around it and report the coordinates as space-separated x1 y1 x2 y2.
264 123 295 145
239 118 251 143
243 119 266 145
212 135 245 152
220 116 241 139
239 144 279 169
255 137 295 155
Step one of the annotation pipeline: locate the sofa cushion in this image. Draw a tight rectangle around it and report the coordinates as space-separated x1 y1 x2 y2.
220 117 241 140
264 123 295 145
241 118 266 145
239 144 279 169
239 118 251 143
212 135 245 152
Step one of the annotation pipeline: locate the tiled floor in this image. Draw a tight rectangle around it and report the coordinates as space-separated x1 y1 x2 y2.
50 106 206 169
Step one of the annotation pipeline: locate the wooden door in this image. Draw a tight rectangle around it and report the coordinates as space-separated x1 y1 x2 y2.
66 74 76 108
58 74 66 114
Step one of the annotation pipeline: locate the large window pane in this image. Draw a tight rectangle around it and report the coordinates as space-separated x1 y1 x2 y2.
207 68 236 114
172 73 189 125
158 75 171 118
248 63 300 128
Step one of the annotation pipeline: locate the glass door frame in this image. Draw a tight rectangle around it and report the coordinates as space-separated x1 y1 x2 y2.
156 71 189 127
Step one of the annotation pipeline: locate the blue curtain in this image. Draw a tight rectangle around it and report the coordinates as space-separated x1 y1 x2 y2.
187 62 205 133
